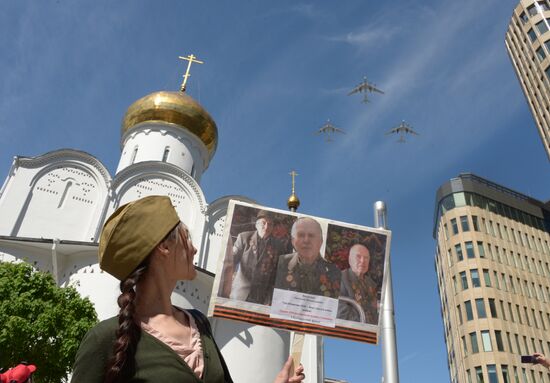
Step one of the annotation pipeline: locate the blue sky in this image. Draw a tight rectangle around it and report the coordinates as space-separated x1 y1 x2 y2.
1 1 549 382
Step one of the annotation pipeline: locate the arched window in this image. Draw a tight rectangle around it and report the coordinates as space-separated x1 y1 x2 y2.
162 146 170 162
130 146 138 164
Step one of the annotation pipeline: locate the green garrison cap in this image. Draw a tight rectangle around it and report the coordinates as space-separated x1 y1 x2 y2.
99 195 180 280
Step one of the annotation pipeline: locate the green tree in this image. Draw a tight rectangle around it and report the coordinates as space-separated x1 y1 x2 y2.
0 261 97 382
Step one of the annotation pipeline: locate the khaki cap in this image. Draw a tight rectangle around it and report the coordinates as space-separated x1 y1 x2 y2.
99 195 180 280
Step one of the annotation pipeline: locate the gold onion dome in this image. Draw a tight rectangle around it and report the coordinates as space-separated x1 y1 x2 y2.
287 193 300 211
121 91 218 158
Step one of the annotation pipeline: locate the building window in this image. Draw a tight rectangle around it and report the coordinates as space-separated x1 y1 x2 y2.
460 216 470 232
462 336 468 355
475 366 484 383
495 331 504 351
465 300 474 321
466 242 475 258
483 269 491 287
515 334 522 354
457 305 463 324
527 28 537 42
471 269 481 288
444 223 449 239
472 215 480 231
506 332 514 353
470 333 480 354
493 271 500 289
537 20 549 35
486 365 497 383
455 244 464 262
450 218 458 235
461 271 469 290
477 242 485 258
500 300 507 320
513 367 519 383
520 11 528 23
481 330 492 352
475 298 486 318
488 298 497 317
537 47 546 61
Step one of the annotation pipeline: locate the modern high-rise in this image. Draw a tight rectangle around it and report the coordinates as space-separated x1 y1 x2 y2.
434 173 550 383
506 0 550 160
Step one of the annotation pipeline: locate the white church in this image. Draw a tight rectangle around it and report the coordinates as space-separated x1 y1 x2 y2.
0 83 329 382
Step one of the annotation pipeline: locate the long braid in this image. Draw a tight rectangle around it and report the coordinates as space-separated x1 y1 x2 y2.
104 263 148 383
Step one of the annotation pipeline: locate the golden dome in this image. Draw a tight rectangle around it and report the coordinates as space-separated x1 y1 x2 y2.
287 193 300 211
121 91 218 158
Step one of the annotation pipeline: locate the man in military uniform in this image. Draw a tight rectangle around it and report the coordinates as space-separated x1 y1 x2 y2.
274 217 341 298
228 210 285 305
337 243 378 323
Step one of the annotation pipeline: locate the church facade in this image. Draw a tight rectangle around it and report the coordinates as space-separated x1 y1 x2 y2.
0 87 324 382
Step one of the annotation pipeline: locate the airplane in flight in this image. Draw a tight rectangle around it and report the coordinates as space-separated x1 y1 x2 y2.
348 76 384 103
315 119 345 142
386 120 419 143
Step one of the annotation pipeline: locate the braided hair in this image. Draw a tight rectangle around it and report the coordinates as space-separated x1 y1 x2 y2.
104 263 147 383
104 222 181 382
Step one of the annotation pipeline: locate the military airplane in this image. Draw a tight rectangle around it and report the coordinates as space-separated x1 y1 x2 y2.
386 120 419 143
348 76 384 103
316 119 345 142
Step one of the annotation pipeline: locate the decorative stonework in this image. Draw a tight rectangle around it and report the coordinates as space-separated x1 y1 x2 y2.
112 161 207 213
122 124 209 168
16 149 112 185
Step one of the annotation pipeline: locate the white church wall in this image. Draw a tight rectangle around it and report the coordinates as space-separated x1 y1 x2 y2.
212 319 291 383
116 124 207 182
0 245 53 275
111 162 207 249
0 150 110 242
200 195 256 273
62 251 120 320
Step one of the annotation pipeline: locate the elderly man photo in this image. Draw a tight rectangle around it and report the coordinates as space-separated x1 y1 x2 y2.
228 210 285 305
274 217 341 298
337 243 379 323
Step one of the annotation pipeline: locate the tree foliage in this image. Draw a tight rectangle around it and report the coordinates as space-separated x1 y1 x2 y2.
0 261 97 382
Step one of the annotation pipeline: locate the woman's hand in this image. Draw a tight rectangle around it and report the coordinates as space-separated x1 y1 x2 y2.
274 356 305 383
534 353 550 368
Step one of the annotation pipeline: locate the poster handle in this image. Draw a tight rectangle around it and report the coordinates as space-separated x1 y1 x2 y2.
290 331 305 370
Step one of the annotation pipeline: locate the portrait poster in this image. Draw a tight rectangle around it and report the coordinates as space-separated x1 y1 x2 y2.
208 200 391 344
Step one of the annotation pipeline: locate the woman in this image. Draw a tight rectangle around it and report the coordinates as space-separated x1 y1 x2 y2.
71 196 304 383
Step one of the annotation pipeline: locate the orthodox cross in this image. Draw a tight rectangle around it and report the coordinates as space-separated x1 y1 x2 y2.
289 170 298 194
178 54 204 92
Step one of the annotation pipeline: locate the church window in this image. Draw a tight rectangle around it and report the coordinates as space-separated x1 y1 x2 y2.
162 146 170 162
131 146 138 164
57 181 73 208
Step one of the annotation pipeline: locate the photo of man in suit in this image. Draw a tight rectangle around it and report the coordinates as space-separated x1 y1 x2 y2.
228 210 285 305
274 217 341 298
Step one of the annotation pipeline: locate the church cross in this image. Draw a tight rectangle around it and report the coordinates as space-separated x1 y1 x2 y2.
178 54 204 92
289 170 298 194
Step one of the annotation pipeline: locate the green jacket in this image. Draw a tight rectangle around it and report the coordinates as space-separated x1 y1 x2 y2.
71 311 232 383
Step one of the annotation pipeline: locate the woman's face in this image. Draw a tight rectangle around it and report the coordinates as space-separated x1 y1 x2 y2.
170 224 197 280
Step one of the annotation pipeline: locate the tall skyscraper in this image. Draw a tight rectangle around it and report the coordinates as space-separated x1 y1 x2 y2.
506 0 550 160
434 173 550 383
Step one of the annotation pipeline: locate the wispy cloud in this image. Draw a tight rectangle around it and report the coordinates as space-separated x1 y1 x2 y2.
319 0 519 187
328 26 400 47
400 352 419 364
